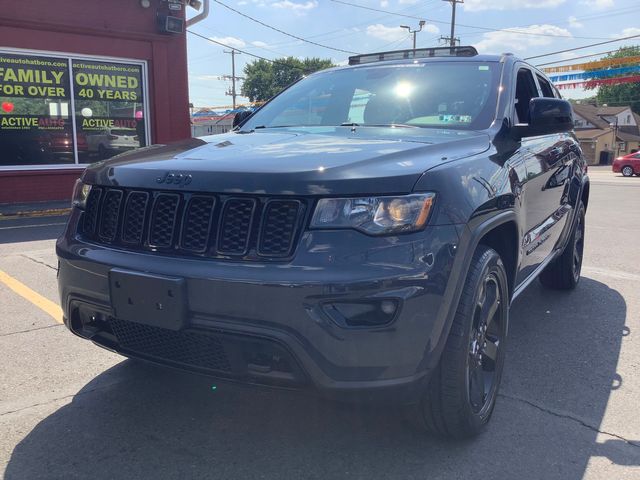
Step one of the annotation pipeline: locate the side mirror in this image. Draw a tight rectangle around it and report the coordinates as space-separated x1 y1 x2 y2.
233 110 253 128
513 98 573 139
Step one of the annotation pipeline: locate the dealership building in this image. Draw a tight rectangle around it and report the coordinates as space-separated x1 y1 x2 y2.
0 0 197 204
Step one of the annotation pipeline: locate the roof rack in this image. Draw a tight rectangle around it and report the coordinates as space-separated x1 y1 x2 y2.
348 46 478 66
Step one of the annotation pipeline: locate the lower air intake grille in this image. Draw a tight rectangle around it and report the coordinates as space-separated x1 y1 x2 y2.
109 319 232 373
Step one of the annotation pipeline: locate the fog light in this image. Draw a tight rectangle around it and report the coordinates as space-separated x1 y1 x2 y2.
381 300 397 315
322 299 400 328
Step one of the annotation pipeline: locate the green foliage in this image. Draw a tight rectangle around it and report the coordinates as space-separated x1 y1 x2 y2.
241 57 334 102
586 46 640 114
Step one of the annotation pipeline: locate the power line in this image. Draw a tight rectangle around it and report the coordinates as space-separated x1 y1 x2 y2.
187 30 310 73
251 0 441 49
212 0 359 55
329 0 611 40
535 50 626 67
524 34 640 60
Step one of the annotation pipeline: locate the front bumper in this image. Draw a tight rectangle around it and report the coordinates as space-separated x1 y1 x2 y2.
57 208 461 403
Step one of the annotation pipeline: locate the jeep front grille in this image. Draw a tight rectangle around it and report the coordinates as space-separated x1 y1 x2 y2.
80 187 306 260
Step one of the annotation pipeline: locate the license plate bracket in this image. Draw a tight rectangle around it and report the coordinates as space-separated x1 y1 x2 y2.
109 269 186 331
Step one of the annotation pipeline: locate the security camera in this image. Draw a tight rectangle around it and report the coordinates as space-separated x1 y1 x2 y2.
188 0 203 9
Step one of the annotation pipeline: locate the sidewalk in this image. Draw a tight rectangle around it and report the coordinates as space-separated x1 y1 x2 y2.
0 200 71 220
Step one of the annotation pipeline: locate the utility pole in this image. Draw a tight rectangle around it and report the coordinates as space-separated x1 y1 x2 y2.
440 0 463 47
400 20 426 51
223 49 242 110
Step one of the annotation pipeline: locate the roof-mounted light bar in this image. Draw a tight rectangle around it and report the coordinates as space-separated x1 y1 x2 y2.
348 46 479 66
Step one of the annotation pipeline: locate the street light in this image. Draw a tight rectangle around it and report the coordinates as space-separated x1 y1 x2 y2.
400 20 426 51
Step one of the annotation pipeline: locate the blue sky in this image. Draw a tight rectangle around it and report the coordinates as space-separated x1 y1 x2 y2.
186 0 640 108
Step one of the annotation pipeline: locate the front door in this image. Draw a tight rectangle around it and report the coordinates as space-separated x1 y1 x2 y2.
514 67 573 284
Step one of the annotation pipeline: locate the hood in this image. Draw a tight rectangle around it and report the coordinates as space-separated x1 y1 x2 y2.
83 127 490 195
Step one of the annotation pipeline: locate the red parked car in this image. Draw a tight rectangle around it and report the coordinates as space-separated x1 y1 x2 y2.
612 151 640 177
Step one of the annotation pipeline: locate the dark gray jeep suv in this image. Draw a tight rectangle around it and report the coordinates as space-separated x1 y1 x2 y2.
57 47 589 438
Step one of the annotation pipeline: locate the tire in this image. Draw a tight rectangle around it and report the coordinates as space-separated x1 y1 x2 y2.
539 202 585 290
622 165 634 177
408 245 509 439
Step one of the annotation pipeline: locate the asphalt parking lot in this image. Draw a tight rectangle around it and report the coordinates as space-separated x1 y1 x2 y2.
1 167 639 480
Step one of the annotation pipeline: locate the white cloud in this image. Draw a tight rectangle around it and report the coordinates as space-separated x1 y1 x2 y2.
251 40 270 48
423 24 439 34
271 0 318 11
580 0 614 10
192 74 222 81
366 24 409 42
474 24 572 54
464 0 565 11
615 27 640 38
209 36 246 49
366 23 438 42
398 0 420 4
380 0 389 6
568 16 583 28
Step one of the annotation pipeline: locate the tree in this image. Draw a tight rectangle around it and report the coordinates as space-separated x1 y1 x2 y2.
585 46 640 114
241 57 334 102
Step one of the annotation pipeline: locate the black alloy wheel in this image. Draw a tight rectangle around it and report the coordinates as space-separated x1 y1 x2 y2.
468 271 504 415
539 201 585 290
572 209 584 284
412 246 509 439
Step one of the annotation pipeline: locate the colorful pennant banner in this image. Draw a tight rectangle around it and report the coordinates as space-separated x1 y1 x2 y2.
542 55 640 73
555 74 640 89
549 65 640 82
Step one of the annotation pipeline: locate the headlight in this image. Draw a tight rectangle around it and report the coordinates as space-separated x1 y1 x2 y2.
310 193 435 235
71 179 92 209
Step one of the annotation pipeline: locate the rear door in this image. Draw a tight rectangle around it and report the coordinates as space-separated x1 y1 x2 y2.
515 66 575 283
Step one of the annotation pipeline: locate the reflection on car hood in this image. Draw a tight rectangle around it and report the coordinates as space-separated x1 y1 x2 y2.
83 127 491 195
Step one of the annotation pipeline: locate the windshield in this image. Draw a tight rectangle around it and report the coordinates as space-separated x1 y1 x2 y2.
242 61 501 131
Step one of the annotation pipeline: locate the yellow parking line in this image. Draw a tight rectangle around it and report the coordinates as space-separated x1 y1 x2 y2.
0 269 63 324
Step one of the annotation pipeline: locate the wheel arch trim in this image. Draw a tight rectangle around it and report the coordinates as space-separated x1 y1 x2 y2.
421 210 517 374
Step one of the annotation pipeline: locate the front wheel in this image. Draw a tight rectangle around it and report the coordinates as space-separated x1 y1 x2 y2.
622 165 634 177
409 245 509 439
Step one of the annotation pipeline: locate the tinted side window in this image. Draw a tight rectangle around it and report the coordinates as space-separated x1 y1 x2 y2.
536 74 555 98
515 68 539 123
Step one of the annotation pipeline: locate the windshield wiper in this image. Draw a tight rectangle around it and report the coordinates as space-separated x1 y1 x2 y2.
365 123 419 129
340 122 418 129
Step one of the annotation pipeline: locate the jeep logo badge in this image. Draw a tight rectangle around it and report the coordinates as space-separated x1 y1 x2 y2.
156 172 193 186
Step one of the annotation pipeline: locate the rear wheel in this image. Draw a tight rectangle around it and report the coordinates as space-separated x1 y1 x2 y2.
409 246 509 439
622 165 634 177
539 202 585 290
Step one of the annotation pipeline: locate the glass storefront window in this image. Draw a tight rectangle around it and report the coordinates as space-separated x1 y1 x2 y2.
0 50 149 168
0 53 74 166
73 59 147 161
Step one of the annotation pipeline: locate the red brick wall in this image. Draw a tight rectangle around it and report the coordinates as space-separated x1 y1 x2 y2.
0 0 191 203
